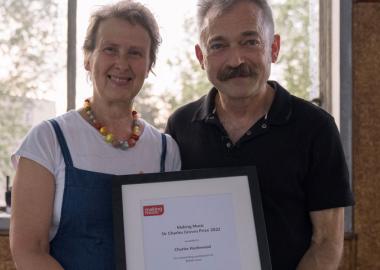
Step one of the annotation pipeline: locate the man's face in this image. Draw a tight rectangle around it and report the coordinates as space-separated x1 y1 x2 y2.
85 18 151 104
196 1 280 100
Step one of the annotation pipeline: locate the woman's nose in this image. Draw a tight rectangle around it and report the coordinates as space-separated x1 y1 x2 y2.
114 54 130 71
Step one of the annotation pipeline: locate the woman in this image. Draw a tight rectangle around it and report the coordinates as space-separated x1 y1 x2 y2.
10 1 181 269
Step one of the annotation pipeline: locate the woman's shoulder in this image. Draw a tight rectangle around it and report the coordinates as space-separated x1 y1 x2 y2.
53 110 82 126
141 119 175 142
11 114 67 173
139 119 181 171
15 111 80 155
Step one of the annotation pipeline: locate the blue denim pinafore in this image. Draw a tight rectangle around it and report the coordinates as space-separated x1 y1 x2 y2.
48 119 166 270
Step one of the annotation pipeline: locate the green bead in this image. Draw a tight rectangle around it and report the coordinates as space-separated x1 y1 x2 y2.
120 141 129 150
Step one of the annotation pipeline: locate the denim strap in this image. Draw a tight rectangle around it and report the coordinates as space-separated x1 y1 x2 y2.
48 119 73 167
160 133 167 172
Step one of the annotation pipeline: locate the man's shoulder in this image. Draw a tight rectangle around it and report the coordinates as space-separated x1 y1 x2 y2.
165 94 210 136
290 94 334 126
269 81 335 128
169 95 208 122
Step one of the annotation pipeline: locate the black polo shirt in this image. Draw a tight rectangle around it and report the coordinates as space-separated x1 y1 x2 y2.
166 81 354 270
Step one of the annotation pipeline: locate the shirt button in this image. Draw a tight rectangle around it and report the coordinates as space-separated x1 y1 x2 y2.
261 123 268 129
246 130 252 136
226 142 232 148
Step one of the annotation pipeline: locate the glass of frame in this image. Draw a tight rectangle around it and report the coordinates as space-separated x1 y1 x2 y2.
112 166 272 270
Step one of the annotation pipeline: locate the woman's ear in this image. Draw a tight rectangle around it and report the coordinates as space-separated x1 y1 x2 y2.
84 61 90 71
84 52 91 71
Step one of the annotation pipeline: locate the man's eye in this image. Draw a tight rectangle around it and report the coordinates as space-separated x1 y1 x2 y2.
209 43 225 50
245 39 261 47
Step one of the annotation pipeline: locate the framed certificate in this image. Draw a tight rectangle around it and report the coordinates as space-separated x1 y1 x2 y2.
112 166 272 270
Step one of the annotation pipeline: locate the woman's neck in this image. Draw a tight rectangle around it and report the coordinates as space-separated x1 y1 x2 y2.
80 97 138 140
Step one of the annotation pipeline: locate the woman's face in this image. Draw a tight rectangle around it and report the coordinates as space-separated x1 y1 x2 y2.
85 18 151 105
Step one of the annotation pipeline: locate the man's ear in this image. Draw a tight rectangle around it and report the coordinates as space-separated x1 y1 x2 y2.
195 44 205 70
271 34 281 63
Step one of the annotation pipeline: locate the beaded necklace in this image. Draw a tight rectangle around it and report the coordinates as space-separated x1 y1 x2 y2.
83 99 141 150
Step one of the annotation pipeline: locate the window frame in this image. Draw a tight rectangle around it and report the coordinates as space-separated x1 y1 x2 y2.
320 0 353 232
339 0 353 233
67 0 77 111
66 0 354 231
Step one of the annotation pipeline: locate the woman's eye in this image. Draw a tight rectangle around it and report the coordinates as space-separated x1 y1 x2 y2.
128 49 144 58
103 47 116 54
129 50 142 56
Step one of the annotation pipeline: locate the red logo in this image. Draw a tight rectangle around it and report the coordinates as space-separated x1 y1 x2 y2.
143 205 164 216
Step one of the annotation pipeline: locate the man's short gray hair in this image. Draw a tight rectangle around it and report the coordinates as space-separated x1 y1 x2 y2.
197 0 275 40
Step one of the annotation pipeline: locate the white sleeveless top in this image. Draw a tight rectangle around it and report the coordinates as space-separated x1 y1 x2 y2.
12 110 181 239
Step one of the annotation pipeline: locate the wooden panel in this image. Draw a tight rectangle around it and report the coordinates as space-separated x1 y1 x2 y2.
338 233 357 270
354 0 380 3
0 234 15 270
352 2 380 270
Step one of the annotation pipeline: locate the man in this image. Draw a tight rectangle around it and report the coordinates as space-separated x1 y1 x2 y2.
165 0 354 269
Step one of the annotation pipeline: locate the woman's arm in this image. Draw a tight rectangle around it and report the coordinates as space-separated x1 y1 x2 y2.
10 157 64 270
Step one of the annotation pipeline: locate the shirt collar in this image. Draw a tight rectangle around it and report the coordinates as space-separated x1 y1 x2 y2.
192 87 218 122
266 81 293 125
192 80 293 125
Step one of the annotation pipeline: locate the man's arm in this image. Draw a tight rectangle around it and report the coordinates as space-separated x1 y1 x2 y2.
296 207 345 270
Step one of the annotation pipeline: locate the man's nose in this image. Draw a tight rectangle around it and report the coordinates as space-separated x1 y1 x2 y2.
226 47 245 67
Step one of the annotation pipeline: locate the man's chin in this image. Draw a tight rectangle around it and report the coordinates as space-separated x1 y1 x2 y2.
223 77 256 88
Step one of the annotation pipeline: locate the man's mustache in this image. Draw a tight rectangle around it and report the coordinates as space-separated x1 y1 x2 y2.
217 64 256 81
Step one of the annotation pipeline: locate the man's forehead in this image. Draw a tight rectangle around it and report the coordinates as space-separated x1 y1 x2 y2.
201 2 264 33
201 6 265 43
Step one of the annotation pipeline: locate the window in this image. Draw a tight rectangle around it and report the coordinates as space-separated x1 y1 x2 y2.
1 1 352 234
271 0 320 102
0 0 67 206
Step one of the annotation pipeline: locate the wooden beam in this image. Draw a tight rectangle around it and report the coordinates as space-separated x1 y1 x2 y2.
354 0 380 3
319 0 332 112
67 0 77 111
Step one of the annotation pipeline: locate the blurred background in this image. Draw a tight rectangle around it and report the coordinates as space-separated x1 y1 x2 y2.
0 0 320 202
1 0 380 269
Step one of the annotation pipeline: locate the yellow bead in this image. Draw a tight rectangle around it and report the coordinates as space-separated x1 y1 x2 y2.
105 133 114 143
100 127 107 135
133 126 140 135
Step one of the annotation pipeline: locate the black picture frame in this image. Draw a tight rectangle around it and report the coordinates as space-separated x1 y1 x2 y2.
112 166 272 270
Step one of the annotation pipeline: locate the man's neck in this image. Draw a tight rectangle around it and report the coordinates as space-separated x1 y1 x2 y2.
215 84 275 144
